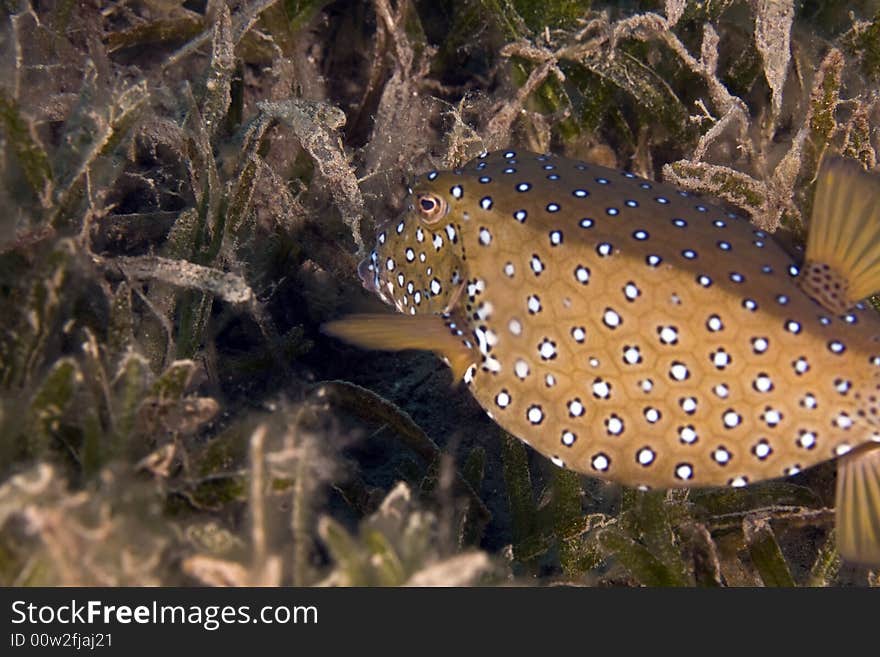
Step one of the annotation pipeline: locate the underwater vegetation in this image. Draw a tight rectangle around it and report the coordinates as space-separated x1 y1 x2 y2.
0 0 879 586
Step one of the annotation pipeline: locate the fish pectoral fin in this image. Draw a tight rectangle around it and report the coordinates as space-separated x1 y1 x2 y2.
322 314 476 382
801 157 880 312
835 443 880 566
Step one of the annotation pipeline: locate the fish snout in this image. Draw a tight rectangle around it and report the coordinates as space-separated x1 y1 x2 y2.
357 254 378 293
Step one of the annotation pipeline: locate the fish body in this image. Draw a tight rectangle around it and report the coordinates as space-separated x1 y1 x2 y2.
327 150 880 562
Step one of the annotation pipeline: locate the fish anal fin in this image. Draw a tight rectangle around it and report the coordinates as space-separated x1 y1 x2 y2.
835 443 880 566
802 157 880 311
322 314 476 382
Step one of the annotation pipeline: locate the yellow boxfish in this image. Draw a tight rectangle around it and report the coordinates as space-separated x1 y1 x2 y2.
325 150 880 566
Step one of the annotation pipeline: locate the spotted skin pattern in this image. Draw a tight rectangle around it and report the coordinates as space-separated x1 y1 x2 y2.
359 151 880 490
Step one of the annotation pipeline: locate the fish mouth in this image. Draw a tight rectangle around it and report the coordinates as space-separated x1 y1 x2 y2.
357 254 378 293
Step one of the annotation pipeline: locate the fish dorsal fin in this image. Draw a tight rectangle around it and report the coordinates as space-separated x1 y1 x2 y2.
800 157 880 313
322 313 477 382
835 443 880 566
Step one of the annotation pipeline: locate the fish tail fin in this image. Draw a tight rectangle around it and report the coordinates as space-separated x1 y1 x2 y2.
800 157 880 313
322 313 476 382
835 442 880 566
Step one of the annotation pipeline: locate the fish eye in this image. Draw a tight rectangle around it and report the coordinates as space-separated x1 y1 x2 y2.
417 193 447 223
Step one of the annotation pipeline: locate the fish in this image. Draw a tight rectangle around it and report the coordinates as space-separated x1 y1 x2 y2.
324 149 880 565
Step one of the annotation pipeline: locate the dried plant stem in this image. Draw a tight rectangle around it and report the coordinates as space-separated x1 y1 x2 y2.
249 424 268 569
